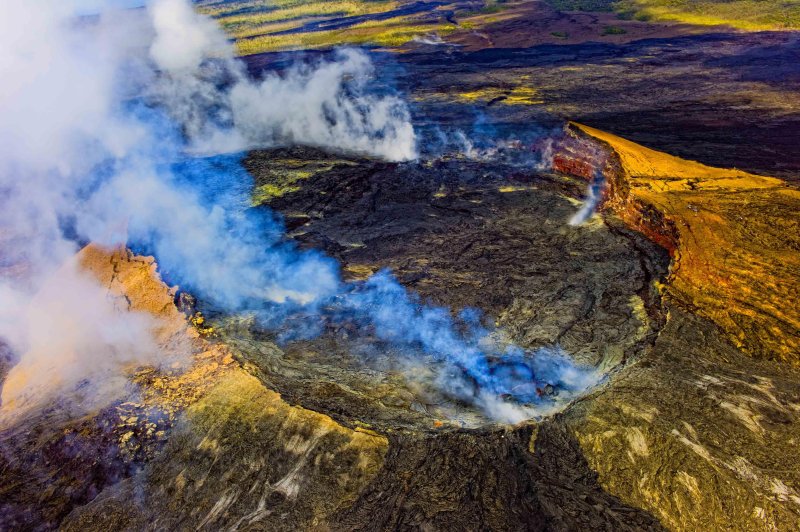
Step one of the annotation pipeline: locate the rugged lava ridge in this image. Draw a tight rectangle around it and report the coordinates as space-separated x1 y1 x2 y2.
559 123 800 365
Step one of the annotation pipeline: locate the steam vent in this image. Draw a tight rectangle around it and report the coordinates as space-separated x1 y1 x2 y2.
2 1 800 530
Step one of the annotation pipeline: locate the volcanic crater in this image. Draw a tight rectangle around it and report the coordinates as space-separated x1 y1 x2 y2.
4 127 800 530
68 141 675 530
215 144 669 430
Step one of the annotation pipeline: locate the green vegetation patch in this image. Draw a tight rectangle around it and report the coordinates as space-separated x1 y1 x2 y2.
615 0 800 30
236 19 455 55
601 24 627 34
251 159 355 205
200 0 498 54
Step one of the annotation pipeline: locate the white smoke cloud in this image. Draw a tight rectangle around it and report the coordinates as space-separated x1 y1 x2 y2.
0 0 415 415
0 0 594 424
149 0 228 73
145 0 416 160
228 49 417 161
568 175 603 226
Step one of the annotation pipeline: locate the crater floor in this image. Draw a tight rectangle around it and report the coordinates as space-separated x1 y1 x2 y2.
225 147 668 431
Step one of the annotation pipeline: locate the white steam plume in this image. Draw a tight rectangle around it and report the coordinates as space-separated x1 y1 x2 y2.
150 0 227 72
0 0 415 414
0 260 162 417
568 174 603 226
147 0 417 160
0 0 594 424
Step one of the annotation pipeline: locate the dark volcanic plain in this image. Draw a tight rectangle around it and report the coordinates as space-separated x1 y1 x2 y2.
404 31 800 180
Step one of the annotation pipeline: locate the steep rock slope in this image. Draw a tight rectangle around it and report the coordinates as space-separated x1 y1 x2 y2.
0 246 387 530
548 124 800 529
564 122 800 364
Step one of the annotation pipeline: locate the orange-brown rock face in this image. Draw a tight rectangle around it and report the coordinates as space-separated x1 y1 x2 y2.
1 245 206 415
77 244 190 341
557 123 800 364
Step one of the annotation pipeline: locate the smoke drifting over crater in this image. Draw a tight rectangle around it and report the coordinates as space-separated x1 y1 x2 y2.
0 0 594 422
148 0 417 160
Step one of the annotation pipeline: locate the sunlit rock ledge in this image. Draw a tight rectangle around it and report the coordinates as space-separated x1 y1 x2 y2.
557 122 800 365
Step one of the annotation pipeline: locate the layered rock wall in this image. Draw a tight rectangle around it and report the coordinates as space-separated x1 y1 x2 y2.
553 123 800 364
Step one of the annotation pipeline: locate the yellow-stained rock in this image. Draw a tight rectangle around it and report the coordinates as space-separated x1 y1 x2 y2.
78 244 188 341
570 122 800 364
